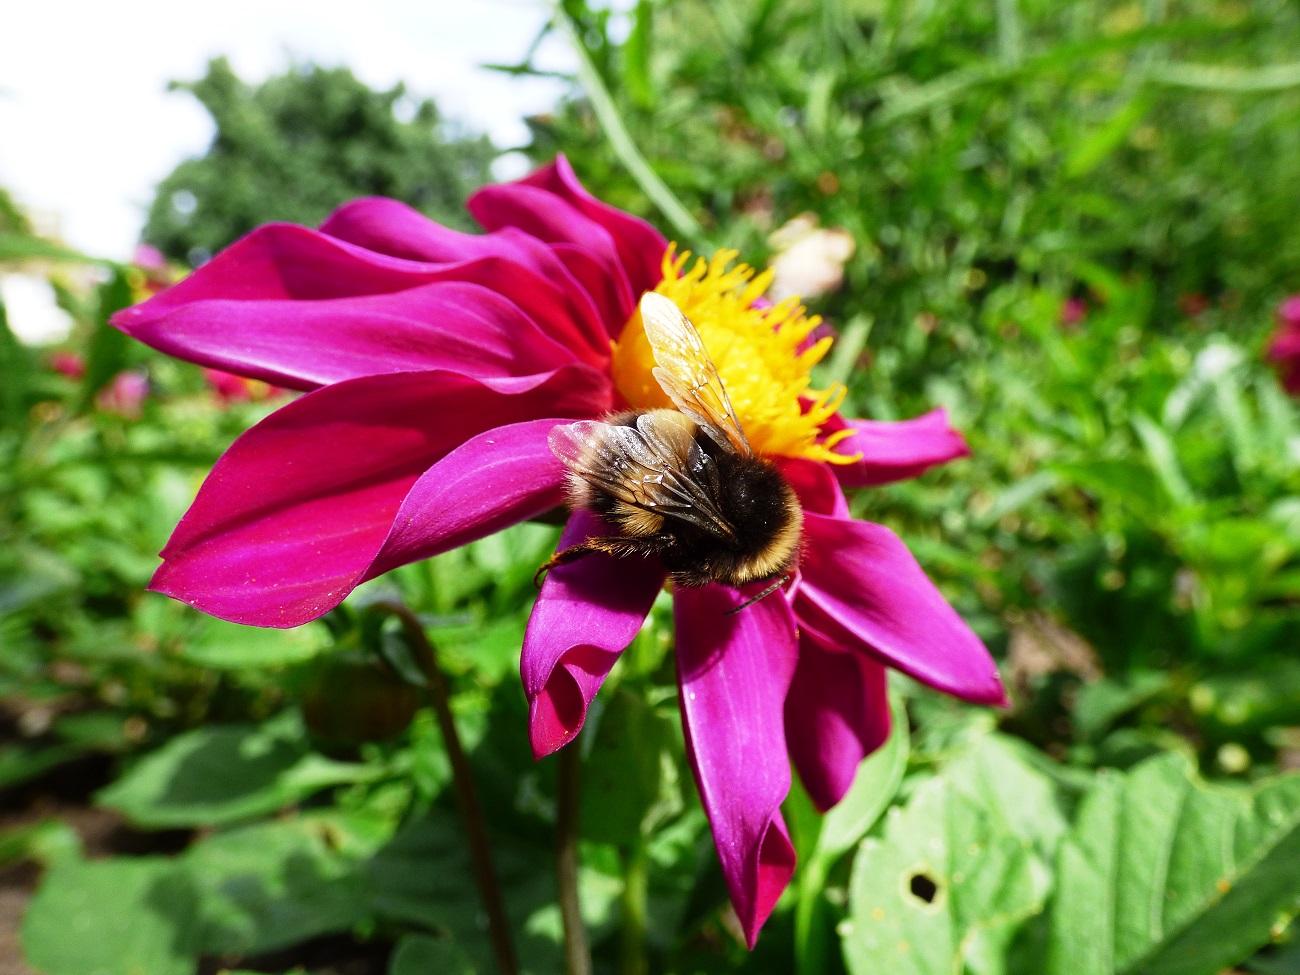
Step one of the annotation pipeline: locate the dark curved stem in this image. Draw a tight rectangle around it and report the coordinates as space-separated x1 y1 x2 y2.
374 601 517 975
557 741 592 975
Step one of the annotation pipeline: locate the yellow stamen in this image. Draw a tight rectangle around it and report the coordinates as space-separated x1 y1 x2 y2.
611 244 860 464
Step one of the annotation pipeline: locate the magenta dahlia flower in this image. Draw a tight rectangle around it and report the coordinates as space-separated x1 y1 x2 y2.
112 156 1004 947
1269 296 1300 396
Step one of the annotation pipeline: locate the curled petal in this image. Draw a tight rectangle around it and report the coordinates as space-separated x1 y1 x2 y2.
785 630 890 812
469 182 634 330
521 511 666 759
674 584 799 949
520 155 668 296
824 408 971 488
113 225 610 386
152 366 609 628
796 512 1006 706
320 197 534 265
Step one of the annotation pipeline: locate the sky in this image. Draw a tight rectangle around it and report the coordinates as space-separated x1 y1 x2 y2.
0 0 577 262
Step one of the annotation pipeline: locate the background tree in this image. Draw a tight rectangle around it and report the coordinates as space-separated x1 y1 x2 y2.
142 57 497 264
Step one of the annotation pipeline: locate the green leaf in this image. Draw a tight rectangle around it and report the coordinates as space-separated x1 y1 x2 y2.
796 695 909 975
580 687 677 844
370 808 618 975
22 855 198 975
0 233 103 264
1132 413 1196 508
623 0 654 109
1048 754 1300 975
179 617 331 669
842 735 1060 975
0 742 86 789
97 712 388 828
389 933 477 975
817 695 912 864
0 297 28 429
1065 95 1154 179
78 269 135 409
187 813 382 957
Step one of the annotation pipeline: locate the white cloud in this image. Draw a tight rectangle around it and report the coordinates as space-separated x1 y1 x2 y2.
0 0 574 260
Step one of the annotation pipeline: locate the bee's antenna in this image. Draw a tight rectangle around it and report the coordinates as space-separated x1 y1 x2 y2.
724 576 789 616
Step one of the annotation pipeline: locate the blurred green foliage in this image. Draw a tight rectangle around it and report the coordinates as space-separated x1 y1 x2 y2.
141 57 498 264
3 1 1300 974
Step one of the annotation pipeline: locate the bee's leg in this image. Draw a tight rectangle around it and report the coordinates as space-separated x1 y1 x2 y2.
534 535 674 586
533 542 599 586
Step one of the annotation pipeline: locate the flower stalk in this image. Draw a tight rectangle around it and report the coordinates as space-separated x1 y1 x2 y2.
373 601 517 975
556 740 592 975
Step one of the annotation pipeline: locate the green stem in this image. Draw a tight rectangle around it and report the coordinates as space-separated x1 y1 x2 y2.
556 741 592 975
620 839 649 975
374 601 518 975
552 5 708 250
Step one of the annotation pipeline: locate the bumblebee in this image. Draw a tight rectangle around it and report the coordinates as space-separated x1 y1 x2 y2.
539 292 802 610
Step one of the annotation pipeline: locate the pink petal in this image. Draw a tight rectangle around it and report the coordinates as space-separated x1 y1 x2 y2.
520 155 668 296
674 584 799 949
319 197 531 264
823 408 971 488
367 418 575 576
776 457 849 517
113 225 611 386
152 366 609 627
784 629 890 812
796 512 1006 706
468 182 635 332
126 281 580 388
521 511 667 759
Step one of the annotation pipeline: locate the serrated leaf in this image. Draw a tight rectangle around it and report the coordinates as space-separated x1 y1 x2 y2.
1047 753 1300 975
843 736 1058 975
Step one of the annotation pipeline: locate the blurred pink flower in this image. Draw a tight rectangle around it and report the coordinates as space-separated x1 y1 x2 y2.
112 155 1002 946
201 366 284 406
49 350 85 379
1268 296 1300 395
96 370 148 418
1060 297 1087 328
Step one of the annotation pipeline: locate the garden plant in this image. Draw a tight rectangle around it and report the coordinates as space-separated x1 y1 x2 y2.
2 2 1300 975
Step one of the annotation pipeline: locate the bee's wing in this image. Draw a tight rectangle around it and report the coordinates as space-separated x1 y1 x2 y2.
549 415 739 542
639 292 752 457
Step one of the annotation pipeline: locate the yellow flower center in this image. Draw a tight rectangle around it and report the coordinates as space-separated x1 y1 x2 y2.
611 244 859 464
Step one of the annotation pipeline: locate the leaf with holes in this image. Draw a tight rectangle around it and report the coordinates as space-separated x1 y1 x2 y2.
843 735 1059 975
1047 753 1300 975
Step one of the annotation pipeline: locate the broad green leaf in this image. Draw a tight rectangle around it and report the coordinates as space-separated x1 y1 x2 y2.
797 695 909 975
23 856 197 975
390 933 477 975
817 694 912 863
97 712 388 828
1048 754 1300 975
187 813 382 957
843 735 1060 975
370 808 618 975
1074 672 1170 741
580 686 677 844
179 617 331 669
